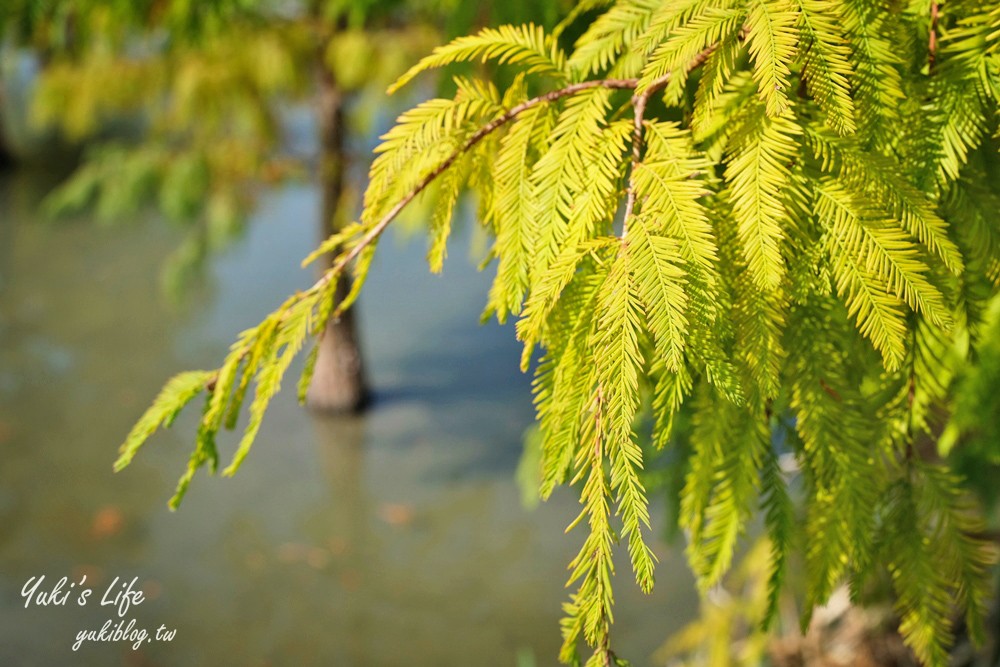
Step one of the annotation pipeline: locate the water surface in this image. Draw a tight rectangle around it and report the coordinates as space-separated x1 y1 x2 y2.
0 168 698 666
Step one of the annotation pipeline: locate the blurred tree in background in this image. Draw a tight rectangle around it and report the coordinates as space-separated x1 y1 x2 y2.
1 0 439 412
0 0 570 411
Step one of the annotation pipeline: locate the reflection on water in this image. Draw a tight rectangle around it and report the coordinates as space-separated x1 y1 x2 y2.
0 169 697 666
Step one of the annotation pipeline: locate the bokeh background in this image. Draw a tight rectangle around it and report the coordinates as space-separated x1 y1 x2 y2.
0 2 700 665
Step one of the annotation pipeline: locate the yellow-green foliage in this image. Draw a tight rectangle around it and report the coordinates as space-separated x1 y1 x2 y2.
23 2 439 293
117 2 1000 666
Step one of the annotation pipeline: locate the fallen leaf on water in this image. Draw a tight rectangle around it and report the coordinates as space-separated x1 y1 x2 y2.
377 502 415 527
141 579 162 601
72 564 105 587
91 506 125 539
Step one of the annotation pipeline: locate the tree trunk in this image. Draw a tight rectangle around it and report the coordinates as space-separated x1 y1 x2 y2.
0 80 15 169
306 61 369 413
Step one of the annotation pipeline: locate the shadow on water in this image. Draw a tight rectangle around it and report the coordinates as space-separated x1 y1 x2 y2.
0 171 698 666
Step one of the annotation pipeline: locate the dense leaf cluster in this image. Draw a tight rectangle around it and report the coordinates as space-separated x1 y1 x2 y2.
118 1 1000 665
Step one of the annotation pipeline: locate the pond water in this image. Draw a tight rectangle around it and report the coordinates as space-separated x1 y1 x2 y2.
0 166 698 666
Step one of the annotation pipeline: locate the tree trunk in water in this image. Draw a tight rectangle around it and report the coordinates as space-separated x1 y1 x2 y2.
0 132 12 168
0 80 15 169
306 65 369 413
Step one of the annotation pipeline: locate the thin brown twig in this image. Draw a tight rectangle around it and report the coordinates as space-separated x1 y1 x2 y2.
929 1 939 70
622 48 715 240
621 76 664 238
327 77 641 280
621 90 649 238
592 383 611 667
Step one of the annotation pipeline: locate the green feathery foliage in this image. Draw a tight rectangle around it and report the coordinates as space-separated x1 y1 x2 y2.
116 2 1000 665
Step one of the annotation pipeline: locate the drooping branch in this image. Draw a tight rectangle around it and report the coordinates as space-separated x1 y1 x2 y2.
192 76 650 396
328 76 642 277
196 50 720 401
929 1 939 69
